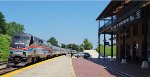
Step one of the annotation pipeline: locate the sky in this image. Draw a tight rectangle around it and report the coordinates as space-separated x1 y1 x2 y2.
0 1 110 49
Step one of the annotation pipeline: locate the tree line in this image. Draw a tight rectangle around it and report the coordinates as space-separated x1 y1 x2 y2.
0 12 25 36
47 37 93 52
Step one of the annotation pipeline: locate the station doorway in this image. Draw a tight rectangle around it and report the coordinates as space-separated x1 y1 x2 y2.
132 42 139 62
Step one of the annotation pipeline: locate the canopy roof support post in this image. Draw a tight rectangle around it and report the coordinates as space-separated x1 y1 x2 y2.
110 16 114 61
141 4 149 68
121 1 127 64
121 26 127 64
98 20 101 58
103 19 106 59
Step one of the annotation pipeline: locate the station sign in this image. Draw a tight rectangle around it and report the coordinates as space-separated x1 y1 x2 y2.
105 42 109 45
111 9 141 30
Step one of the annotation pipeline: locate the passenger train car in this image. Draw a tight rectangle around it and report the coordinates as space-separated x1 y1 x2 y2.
7 33 72 66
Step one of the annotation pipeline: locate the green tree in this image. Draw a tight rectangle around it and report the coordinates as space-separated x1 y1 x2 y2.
0 12 6 34
6 22 25 36
79 45 84 52
81 38 93 50
61 43 66 48
65 44 80 51
47 37 59 47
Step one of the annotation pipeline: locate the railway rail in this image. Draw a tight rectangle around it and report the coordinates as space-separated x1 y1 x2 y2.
0 62 7 66
0 67 18 75
0 62 8 71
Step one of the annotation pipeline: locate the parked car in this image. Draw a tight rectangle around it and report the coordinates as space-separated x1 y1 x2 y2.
74 52 84 58
74 52 91 59
83 53 91 59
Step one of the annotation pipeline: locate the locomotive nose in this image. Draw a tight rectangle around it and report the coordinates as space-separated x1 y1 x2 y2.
14 56 21 64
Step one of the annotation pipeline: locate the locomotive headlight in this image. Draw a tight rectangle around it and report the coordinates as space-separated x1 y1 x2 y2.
23 52 26 56
10 52 13 54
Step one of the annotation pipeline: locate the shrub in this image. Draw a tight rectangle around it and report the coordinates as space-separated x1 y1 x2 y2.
0 34 11 62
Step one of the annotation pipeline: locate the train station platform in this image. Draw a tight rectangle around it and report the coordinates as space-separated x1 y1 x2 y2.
2 56 75 77
1 55 114 77
73 58 114 77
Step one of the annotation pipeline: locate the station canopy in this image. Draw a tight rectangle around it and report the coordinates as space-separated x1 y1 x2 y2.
96 0 128 20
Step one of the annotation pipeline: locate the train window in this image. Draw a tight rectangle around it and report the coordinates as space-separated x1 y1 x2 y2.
13 36 30 41
10 36 30 48
43 41 48 45
22 36 30 40
38 40 43 43
13 36 21 39
29 36 34 46
34 37 38 43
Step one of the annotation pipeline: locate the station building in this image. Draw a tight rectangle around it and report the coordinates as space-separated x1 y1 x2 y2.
96 1 150 68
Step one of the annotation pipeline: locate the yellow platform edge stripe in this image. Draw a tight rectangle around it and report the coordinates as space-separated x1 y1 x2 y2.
1 56 61 77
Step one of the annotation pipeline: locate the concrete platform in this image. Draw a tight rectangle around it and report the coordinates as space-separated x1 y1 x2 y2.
1 55 115 77
2 56 76 77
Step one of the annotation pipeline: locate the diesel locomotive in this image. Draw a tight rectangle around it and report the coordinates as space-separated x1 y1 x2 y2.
7 33 72 66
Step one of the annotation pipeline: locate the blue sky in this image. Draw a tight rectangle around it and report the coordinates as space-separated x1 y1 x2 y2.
0 1 110 49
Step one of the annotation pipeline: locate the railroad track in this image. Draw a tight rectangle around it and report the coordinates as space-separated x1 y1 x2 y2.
0 67 18 75
0 62 8 71
0 62 7 66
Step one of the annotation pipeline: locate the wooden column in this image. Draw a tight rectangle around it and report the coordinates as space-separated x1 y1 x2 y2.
121 1 126 63
141 4 149 68
104 19 106 58
121 26 126 63
98 20 101 58
111 16 114 60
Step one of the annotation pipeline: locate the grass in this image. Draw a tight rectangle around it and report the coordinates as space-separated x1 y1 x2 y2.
96 45 116 56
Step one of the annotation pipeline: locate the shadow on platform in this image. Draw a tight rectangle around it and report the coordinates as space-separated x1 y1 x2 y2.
87 58 150 77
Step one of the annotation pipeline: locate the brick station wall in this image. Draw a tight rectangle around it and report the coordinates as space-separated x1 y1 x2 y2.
116 18 150 61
